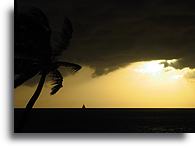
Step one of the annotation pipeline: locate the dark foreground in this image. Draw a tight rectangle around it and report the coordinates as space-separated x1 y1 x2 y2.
14 108 195 133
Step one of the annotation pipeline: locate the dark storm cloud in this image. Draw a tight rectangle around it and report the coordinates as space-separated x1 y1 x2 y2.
17 0 195 76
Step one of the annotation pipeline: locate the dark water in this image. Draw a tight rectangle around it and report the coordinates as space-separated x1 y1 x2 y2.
14 108 195 133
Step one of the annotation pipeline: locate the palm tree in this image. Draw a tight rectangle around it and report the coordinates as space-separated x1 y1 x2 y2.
24 61 81 111
15 7 81 111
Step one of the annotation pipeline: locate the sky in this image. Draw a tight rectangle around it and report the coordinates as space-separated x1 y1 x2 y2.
15 0 195 108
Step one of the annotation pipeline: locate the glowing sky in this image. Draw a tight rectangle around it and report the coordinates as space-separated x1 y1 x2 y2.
14 59 195 108
15 0 195 108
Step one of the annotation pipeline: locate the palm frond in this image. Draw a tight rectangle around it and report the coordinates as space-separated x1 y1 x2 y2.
55 18 73 52
56 61 81 73
50 69 63 95
14 58 40 88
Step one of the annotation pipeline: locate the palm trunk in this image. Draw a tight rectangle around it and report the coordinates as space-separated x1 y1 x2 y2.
15 72 47 132
26 72 47 110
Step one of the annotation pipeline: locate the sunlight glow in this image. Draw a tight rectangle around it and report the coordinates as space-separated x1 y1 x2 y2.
133 60 186 81
171 74 183 80
15 59 195 108
166 59 178 64
135 61 164 75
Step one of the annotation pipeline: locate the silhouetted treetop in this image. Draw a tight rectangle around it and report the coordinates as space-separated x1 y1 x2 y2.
15 7 51 60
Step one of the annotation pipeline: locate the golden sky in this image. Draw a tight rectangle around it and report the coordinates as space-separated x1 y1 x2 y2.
14 60 195 108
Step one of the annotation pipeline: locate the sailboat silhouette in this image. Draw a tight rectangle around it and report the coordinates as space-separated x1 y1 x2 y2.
82 104 86 109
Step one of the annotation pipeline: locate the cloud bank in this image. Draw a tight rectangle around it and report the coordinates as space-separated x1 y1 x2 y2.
18 0 195 77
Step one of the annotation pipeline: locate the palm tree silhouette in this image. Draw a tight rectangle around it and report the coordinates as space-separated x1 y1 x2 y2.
15 7 81 110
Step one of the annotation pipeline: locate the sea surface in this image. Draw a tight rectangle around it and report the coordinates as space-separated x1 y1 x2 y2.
14 108 195 133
